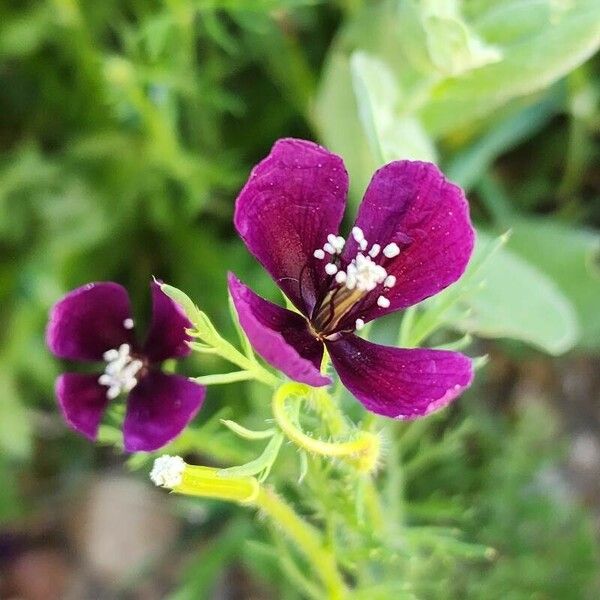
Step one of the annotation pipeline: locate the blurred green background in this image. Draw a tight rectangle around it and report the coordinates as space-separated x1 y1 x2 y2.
1 0 600 598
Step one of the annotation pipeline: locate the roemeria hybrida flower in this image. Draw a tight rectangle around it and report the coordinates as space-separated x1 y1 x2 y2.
229 138 475 419
46 280 205 451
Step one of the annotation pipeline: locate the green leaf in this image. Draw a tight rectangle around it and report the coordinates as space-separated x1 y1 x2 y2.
507 219 600 349
0 368 32 459
420 0 600 135
441 232 579 354
350 51 437 164
217 433 284 481
220 419 276 440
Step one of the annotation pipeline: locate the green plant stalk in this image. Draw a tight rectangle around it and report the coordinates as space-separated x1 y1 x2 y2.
168 464 347 599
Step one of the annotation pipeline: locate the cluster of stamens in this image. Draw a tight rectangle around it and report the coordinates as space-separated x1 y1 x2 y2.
98 342 143 400
313 227 400 333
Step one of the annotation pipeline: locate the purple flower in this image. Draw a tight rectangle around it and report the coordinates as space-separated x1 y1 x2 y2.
229 138 475 419
46 280 205 451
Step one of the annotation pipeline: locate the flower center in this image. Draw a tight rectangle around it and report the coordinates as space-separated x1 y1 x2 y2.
98 343 143 400
311 227 400 336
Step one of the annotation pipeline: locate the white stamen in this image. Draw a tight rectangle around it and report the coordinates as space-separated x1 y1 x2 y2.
377 296 391 308
123 318 134 329
384 275 396 288
355 318 365 331
313 249 325 259
98 343 143 400
351 226 365 242
368 244 381 258
323 242 335 254
150 455 186 488
383 243 400 258
335 236 346 251
325 263 338 276
335 270 347 284
359 238 368 251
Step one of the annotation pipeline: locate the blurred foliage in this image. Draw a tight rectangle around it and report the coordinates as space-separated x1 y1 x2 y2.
1 0 599 598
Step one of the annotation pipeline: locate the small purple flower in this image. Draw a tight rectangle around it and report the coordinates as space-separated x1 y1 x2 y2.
46 280 205 451
229 138 476 419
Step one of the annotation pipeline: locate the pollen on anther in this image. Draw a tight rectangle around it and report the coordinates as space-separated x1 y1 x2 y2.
384 275 396 288
323 242 335 254
335 270 347 284
123 318 134 329
383 243 400 258
313 249 325 259
325 263 338 276
377 296 391 308
369 244 381 258
355 318 365 331
150 455 186 488
352 226 365 242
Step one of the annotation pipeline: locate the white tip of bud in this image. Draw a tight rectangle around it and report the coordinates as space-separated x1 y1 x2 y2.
150 455 186 488
355 318 365 331
351 226 365 242
123 318 134 329
335 270 347 284
323 242 335 254
368 244 381 258
377 296 391 308
383 243 400 258
325 263 338 275
384 275 396 288
313 249 325 259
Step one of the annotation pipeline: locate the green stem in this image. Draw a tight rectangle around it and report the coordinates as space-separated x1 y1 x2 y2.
256 487 347 600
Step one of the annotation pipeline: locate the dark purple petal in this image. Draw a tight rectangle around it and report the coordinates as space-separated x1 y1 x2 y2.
123 372 205 452
326 335 472 419
345 161 474 322
55 373 112 441
234 138 348 315
143 279 193 363
228 273 330 387
47 282 135 361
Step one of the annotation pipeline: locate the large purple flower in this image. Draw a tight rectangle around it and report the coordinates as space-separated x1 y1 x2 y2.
46 280 205 451
229 138 475 419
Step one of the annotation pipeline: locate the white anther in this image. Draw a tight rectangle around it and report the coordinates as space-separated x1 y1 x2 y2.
123 318 134 329
384 275 397 288
377 296 391 308
368 244 381 258
335 236 346 251
150 455 186 488
335 271 347 284
355 318 365 331
98 343 143 400
383 243 400 258
313 249 325 259
323 242 335 254
359 239 368 251
351 226 365 242
325 263 338 276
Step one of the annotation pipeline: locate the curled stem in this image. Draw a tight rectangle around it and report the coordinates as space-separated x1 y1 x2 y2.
272 383 380 473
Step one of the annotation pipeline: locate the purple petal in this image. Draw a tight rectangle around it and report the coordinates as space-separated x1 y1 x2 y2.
55 373 111 441
326 335 473 419
143 280 193 363
234 138 348 316
123 371 205 452
47 282 135 361
345 161 474 322
228 273 330 387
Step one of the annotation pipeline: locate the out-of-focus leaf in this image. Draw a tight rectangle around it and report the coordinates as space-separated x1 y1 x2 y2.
507 219 600 349
438 232 579 354
421 0 600 135
350 51 437 164
0 368 32 459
